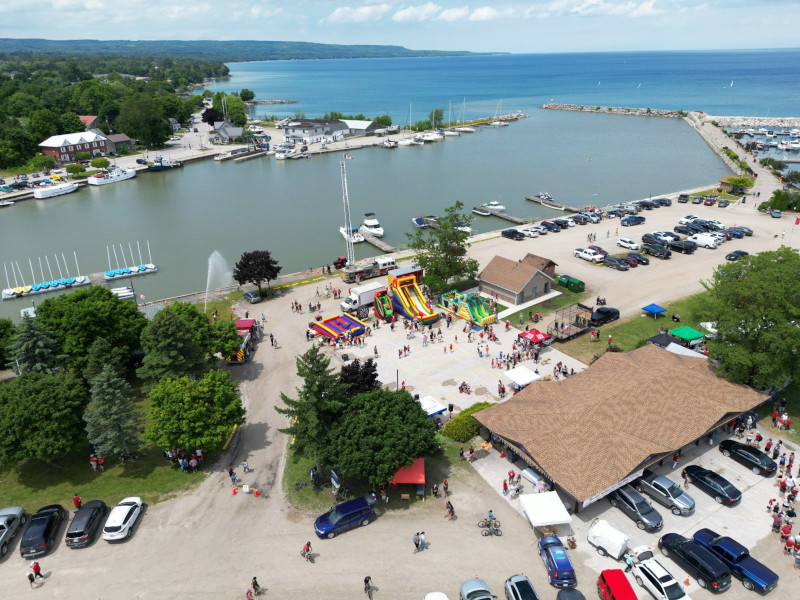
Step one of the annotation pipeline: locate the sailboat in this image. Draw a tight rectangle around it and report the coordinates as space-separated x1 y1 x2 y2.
443 101 460 137
338 161 364 252
397 104 414 146
455 98 475 133
488 100 509 127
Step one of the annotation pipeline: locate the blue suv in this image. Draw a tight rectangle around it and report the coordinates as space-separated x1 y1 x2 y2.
538 536 577 587
693 528 779 594
314 491 377 539
621 215 646 227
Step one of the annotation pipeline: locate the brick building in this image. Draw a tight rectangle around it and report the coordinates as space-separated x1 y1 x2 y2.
39 132 109 165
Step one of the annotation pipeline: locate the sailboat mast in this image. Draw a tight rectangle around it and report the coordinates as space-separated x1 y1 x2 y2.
340 161 355 266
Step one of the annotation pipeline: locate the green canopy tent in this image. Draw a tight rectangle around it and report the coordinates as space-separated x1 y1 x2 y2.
669 326 705 344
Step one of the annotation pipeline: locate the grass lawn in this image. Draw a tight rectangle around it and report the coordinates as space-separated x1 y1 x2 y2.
0 447 208 511
503 284 589 330
755 380 800 447
559 291 712 365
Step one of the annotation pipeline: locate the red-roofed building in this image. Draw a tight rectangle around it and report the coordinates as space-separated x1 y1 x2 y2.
78 115 98 129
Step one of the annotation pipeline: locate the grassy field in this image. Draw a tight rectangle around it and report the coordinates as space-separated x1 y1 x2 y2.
503 283 589 330
559 291 712 365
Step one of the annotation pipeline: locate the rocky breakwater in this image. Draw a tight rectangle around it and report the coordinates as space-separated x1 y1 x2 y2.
541 103 683 118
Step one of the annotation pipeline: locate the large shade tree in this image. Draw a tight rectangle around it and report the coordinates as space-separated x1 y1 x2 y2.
7 315 64 374
138 307 206 383
233 250 282 297
84 365 142 459
704 246 800 389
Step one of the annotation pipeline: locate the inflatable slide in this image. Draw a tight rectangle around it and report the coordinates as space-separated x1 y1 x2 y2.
438 291 495 327
389 274 439 325
312 313 367 340
374 289 393 321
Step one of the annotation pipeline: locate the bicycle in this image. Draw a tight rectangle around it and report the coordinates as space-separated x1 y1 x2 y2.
477 519 501 529
335 486 351 501
300 549 315 563
481 526 503 536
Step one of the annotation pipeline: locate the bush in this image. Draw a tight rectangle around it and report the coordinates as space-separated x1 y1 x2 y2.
91 158 110 169
30 155 55 170
74 151 90 161
441 401 494 443
65 163 85 174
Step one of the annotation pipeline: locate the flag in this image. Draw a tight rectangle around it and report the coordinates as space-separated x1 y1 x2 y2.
343 154 353 159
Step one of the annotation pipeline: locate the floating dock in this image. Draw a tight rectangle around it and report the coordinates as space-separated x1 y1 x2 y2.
361 233 396 253
233 151 269 163
2 276 90 301
472 207 533 224
525 195 581 213
103 264 158 281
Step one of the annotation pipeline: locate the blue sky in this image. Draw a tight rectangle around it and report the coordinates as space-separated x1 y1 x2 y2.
3 1 798 54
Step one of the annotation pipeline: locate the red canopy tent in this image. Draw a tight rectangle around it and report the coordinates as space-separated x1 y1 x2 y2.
518 329 551 346
389 458 426 485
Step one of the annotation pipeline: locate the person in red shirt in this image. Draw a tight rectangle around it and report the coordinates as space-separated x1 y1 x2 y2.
31 561 43 580
72 494 82 510
773 410 780 427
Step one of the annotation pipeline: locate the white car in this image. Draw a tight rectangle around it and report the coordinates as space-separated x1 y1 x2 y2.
103 497 143 541
678 215 699 225
617 237 639 250
527 225 547 235
706 219 725 230
517 226 539 238
687 233 717 249
632 549 691 600
170 136 181 141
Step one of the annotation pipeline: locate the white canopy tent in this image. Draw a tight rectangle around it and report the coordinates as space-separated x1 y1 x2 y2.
418 395 447 417
519 491 572 528
665 342 707 359
505 366 541 390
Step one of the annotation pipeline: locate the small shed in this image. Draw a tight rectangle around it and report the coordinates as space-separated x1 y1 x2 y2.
478 253 556 305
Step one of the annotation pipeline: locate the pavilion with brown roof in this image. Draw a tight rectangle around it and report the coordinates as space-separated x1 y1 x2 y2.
478 253 557 305
473 344 766 511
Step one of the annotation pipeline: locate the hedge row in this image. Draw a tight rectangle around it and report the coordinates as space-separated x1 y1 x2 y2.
442 401 495 443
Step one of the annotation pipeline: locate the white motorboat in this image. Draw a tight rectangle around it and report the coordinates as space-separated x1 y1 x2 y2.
359 213 384 238
0 200 14 208
455 126 476 133
340 226 365 243
33 182 79 199
397 139 413 147
421 132 443 142
481 200 506 211
87 167 136 186
382 139 398 148
455 222 472 234
410 137 425 146
443 130 460 137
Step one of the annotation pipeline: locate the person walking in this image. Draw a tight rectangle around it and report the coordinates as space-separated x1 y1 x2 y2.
419 531 427 551
26 569 36 589
672 452 680 469
242 459 249 474
72 493 82 510
31 561 44 580
443 479 449 496
624 553 634 573
682 470 690 490
412 532 420 554
229 468 237 485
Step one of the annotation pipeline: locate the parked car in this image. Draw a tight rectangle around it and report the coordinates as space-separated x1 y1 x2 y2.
632 550 690 600
0 506 26 557
617 237 639 250
678 215 700 224
582 212 601 223
609 485 663 532
603 257 630 271
642 233 669 246
461 578 496 600
654 197 672 207
588 245 609 257
170 136 181 141
673 225 693 235
314 491 377 538
553 218 575 228
704 198 715 206
589 307 620 326
642 243 672 259
597 569 639 600
527 225 548 235
574 248 605 263
136 158 147 165
538 536 578 588
65 500 107 548
243 290 262 304
634 469 695 516
691 197 703 204
718 199 730 208
655 231 680 242
0 185 12 193
621 215 646 227
668 240 696 254
103 497 144 541
556 591 586 600
658 533 732 593
517 226 540 238
19 505 66 558
677 194 689 203
726 250 749 261
571 214 589 225
719 440 777 476
723 228 744 239
627 252 650 265
685 222 708 234
193 127 199 132
682 465 742 505
732 226 753 236
618 256 638 268
692 528 779 594
540 220 561 232
502 228 525 240
605 209 624 218
687 234 717 249
504 574 540 600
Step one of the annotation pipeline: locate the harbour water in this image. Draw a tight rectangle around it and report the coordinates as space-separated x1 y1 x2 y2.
0 112 728 319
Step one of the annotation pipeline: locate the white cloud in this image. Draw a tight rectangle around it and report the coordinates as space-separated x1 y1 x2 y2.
323 3 392 24
392 2 442 22
527 0 667 19
469 6 512 21
436 6 470 21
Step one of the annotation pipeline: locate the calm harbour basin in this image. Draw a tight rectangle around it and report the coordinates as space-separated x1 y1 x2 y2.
0 110 730 320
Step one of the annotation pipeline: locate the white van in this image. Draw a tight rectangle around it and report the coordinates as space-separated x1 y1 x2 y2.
687 233 718 249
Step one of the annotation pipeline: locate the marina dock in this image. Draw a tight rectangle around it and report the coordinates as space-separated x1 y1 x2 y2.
525 195 582 213
472 206 533 224
233 151 269 163
361 233 397 253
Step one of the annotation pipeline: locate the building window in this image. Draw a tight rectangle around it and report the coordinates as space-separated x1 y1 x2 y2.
68 146 74 151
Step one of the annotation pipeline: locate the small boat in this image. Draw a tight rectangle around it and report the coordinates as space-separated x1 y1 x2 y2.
537 192 553 202
87 167 136 186
33 182 80 199
455 126 476 133
340 226 365 243
359 213 384 237
472 207 490 216
382 139 398 148
289 152 310 159
481 200 506 211
455 222 472 234
0 200 14 208
148 155 183 171
412 216 433 228
443 130 460 137
409 137 425 146
397 139 412 147
421 131 444 142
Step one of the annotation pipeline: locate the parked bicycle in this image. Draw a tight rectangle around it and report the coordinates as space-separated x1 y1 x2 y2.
481 525 503 536
477 519 501 529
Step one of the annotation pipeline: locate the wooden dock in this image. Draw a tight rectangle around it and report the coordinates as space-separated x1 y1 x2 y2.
361 233 396 253
472 207 533 224
233 151 269 163
525 196 581 213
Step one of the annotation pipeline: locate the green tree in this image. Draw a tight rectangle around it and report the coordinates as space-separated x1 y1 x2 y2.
0 371 89 465
704 247 800 389
91 158 110 169
36 285 147 372
74 151 90 161
30 155 56 170
115 93 172 147
7 315 63 374
233 250 282 297
726 176 754 191
0 318 14 367
146 370 244 450
240 88 255 102
66 163 86 174
84 365 142 458
138 308 206 383
83 336 127 383
202 89 213 98
374 114 392 128
340 358 381 395
406 200 479 291
202 107 224 127
428 108 444 128
329 389 437 483
27 109 59 142
58 112 85 134
276 345 348 467
166 303 240 360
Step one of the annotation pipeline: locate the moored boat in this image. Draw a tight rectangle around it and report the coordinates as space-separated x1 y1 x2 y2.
87 167 136 186
33 182 80 199
359 213 384 237
340 226 365 243
148 155 183 171
481 200 506 211
472 207 490 216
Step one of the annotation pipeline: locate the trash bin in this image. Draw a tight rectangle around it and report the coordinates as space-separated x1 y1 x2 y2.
567 277 585 293
557 275 570 288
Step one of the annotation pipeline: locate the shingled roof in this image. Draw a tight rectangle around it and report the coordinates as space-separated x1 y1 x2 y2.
479 255 553 293
473 344 766 505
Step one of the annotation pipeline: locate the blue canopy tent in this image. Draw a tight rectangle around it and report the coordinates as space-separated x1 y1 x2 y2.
642 303 667 319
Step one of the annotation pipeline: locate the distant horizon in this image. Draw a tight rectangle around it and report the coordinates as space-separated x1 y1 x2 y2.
3 1 799 54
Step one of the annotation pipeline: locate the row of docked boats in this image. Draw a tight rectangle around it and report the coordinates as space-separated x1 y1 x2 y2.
103 264 158 281
410 215 472 234
339 213 386 243
2 275 89 300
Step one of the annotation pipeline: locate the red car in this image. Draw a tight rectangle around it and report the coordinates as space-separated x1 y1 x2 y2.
704 198 715 206
618 256 638 268
588 245 609 257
